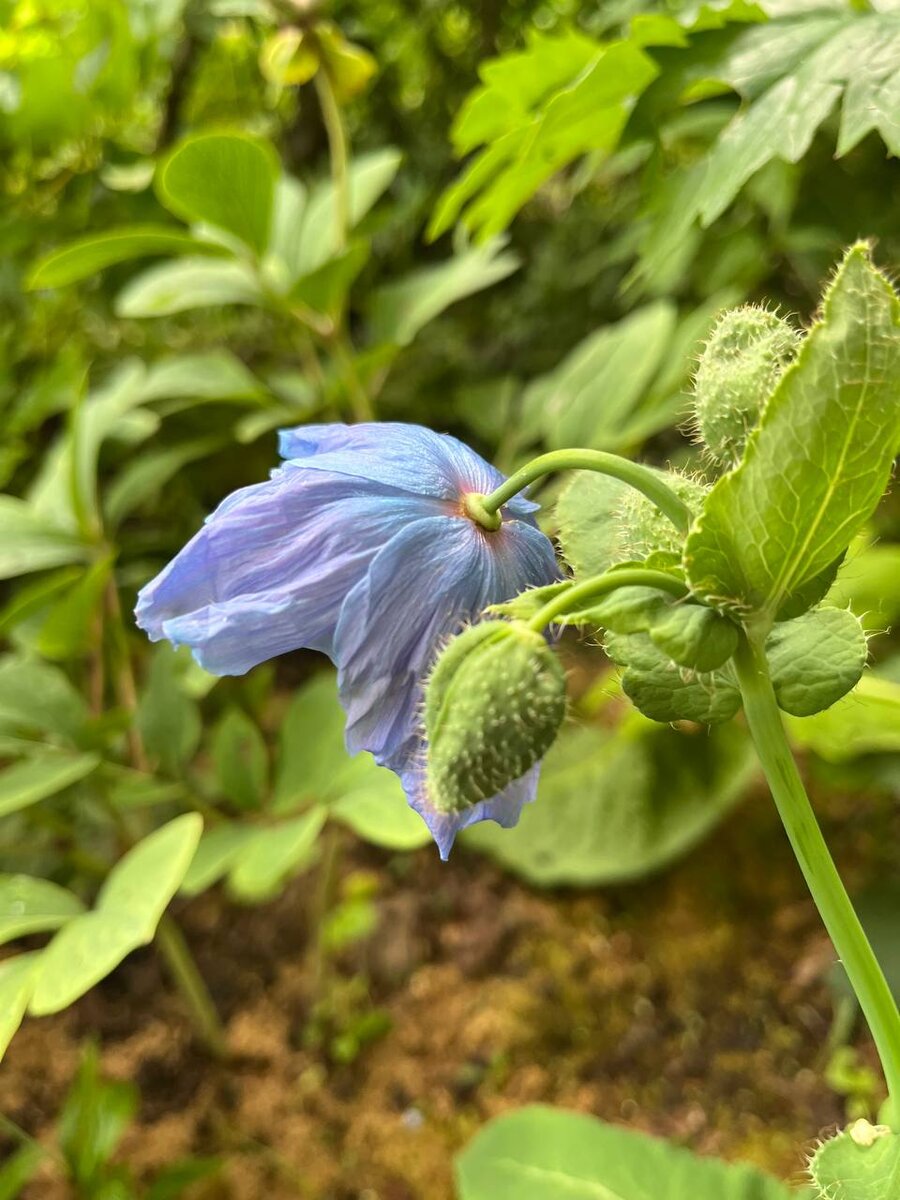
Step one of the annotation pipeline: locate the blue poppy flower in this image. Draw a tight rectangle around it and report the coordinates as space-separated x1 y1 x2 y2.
135 422 559 855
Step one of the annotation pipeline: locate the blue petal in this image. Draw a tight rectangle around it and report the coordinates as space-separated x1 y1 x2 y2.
333 512 560 771
278 421 539 518
401 762 541 860
135 468 442 675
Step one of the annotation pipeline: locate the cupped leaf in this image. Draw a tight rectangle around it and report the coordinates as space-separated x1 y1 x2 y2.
456 1105 797 1199
115 258 263 317
766 607 867 717
27 226 222 289
649 604 739 672
29 814 203 1016
606 631 741 724
787 671 900 762
809 1122 900 1200
685 246 900 623
156 132 279 254
0 875 85 945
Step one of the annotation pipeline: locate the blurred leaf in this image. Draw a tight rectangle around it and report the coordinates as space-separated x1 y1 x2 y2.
294 148 402 277
0 655 89 743
179 823 256 896
290 237 370 317
115 258 263 317
156 132 279 254
27 226 222 290
316 23 377 101
138 351 265 405
58 1044 138 1189
137 646 202 774
330 772 431 851
0 497 88 581
259 28 319 87
368 241 519 348
466 717 752 885
456 1105 800 1199
0 752 100 818
828 541 900 631
809 1124 900 1200
104 436 225 527
787 673 900 762
146 1158 222 1200
0 875 85 945
829 883 900 1012
0 955 38 1060
27 558 111 661
212 708 268 810
0 1143 45 1199
228 808 326 902
29 814 203 1015
273 673 362 809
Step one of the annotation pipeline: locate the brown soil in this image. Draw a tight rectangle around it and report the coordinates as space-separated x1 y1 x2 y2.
1 775 895 1200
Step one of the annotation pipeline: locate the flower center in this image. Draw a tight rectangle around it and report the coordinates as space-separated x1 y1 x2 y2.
463 492 502 532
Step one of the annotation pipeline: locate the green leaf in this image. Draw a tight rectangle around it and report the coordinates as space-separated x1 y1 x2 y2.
59 1044 138 1187
138 351 265 405
0 955 38 1060
29 814 203 1015
137 646 202 774
0 496 88 581
456 1105 797 1199
0 654 89 742
466 717 752 885
0 875 85 945
649 604 738 672
0 752 100 818
104 436 225 528
765 607 867 717
0 1143 45 1199
289 238 370 318
367 241 519 348
330 771 431 851
179 824 256 896
809 1123 900 1200
685 246 900 623
27 226 223 289
605 631 742 724
787 671 900 762
522 303 677 451
156 132 279 254
227 808 326 902
556 473 632 577
211 708 268 810
273 673 363 809
115 258 263 318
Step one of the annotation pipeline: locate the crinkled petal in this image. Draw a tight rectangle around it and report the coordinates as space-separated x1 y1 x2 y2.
135 468 443 675
333 513 560 770
278 421 538 517
401 760 541 860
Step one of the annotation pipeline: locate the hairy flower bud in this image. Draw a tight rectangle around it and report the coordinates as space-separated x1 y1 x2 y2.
693 306 799 467
617 472 708 560
425 621 566 815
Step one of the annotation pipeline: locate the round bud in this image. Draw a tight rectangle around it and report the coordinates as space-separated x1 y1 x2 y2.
693 306 798 467
617 472 709 560
425 621 566 815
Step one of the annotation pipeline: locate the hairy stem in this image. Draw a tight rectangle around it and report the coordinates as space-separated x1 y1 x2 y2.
481 449 692 532
734 632 900 1125
528 567 688 633
156 915 227 1059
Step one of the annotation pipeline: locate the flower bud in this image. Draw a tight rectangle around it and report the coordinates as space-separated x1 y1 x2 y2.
693 306 798 467
425 621 566 815
617 472 708 560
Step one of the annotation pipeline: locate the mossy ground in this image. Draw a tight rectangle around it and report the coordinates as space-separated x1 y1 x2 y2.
1 771 895 1199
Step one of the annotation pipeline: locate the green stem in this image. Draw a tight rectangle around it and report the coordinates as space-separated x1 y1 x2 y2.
315 67 350 251
329 330 374 422
734 632 900 1125
528 567 688 633
480 449 692 532
156 915 227 1060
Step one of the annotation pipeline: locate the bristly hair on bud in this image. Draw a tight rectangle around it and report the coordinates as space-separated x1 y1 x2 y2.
424 620 566 818
616 470 708 561
692 305 799 469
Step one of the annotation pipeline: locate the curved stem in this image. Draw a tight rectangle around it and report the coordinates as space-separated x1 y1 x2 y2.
156 915 227 1059
528 567 688 632
481 449 692 532
315 67 349 251
734 631 900 1125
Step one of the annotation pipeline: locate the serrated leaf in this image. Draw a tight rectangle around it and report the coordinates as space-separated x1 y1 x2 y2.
685 246 900 623
809 1124 900 1200
456 1105 796 1199
29 814 202 1015
787 671 900 762
0 875 85 945
156 133 279 254
766 607 867 717
27 226 223 289
115 258 263 318
0 752 100 818
649 604 738 672
367 241 519 348
466 718 752 885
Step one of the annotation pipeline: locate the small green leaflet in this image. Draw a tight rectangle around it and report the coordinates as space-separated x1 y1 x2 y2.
685 245 900 624
809 1123 900 1200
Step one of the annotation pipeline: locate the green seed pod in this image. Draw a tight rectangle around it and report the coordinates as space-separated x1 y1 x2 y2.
425 620 567 815
693 306 799 467
648 603 738 672
617 472 709 560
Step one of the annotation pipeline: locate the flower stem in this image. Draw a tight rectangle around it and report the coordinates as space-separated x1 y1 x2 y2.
156 915 227 1059
315 67 349 252
481 449 692 532
528 567 688 633
734 631 900 1125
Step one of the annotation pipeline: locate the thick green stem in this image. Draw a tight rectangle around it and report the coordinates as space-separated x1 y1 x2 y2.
156 915 227 1060
735 632 900 1125
480 449 692 532
528 567 688 632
